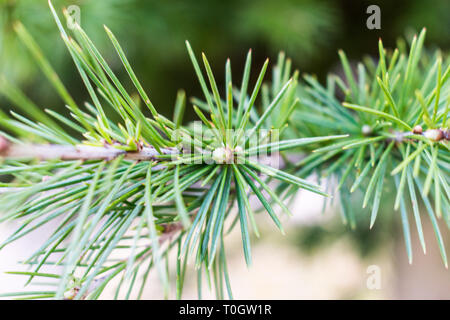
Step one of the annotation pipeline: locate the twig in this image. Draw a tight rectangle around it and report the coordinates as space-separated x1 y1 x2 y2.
0 137 178 161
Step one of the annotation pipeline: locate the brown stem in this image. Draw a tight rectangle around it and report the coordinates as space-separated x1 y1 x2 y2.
411 126 449 141
0 137 178 161
388 127 449 143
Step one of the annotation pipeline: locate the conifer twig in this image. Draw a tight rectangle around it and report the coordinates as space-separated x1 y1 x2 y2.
0 137 178 161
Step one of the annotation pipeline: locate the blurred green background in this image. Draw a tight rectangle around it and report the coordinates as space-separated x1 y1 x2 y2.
1 0 449 121
0 0 449 260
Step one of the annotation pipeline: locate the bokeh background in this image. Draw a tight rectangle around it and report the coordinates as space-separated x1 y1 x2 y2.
0 0 449 299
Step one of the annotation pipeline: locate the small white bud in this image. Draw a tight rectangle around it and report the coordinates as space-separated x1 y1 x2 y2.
361 125 372 135
413 125 423 134
212 146 233 164
423 129 443 141
212 147 226 163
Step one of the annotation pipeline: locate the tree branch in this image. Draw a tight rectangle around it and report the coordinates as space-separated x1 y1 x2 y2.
0 137 178 161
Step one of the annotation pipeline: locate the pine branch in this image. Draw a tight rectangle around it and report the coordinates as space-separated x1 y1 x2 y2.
0 1 448 300
282 28 449 266
0 137 178 161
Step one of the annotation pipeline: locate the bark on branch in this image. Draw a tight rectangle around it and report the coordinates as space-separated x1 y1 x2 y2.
0 137 178 162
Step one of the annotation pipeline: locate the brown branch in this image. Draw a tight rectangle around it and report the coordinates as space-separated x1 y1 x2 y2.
383 126 449 143
0 137 178 161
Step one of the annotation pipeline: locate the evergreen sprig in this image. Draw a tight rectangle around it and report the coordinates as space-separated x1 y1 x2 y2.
0 2 343 300
285 28 449 265
0 2 448 300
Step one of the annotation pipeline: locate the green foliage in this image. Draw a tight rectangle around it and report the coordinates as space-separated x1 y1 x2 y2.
0 0 339 143
0 3 448 300
287 28 449 266
0 0 131 82
0 2 343 299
